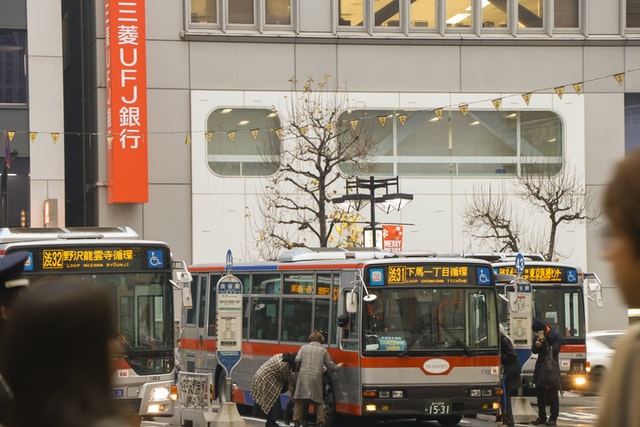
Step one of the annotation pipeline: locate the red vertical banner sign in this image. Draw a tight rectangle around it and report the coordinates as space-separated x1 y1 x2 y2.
382 225 404 253
105 0 148 203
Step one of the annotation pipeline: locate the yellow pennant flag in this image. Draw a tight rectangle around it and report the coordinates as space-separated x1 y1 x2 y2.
251 129 259 140
185 133 191 144
459 104 469 117
614 72 625 86
228 131 236 142
554 86 565 99
398 114 407 126
492 98 502 111
377 116 387 127
51 133 59 144
573 82 583 95
205 132 213 143
522 93 532 105
30 132 37 143
7 131 15 141
350 119 359 130
434 108 443 119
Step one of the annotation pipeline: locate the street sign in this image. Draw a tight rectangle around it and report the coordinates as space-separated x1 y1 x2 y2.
216 273 243 376
515 253 525 275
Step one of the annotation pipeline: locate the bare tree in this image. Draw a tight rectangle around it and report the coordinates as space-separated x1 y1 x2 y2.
251 76 377 259
462 163 598 261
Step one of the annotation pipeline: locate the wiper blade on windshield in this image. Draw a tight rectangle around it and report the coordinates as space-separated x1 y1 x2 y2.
438 322 475 356
398 329 429 357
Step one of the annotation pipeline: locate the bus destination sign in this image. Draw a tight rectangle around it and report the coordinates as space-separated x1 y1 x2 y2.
494 266 578 284
21 246 168 272
369 264 473 285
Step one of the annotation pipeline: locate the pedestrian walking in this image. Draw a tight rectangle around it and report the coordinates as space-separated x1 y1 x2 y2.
292 330 343 427
530 319 561 426
251 352 297 427
596 149 640 427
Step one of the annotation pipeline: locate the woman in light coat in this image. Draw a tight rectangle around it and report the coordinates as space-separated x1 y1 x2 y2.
292 331 342 427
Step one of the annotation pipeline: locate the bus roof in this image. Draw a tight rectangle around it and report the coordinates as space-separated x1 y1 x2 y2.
0 227 139 243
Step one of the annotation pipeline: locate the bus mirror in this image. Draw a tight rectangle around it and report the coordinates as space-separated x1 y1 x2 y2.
182 286 193 309
346 289 357 313
584 272 604 308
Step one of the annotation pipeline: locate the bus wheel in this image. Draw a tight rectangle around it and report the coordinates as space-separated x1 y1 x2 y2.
437 415 462 426
322 373 337 427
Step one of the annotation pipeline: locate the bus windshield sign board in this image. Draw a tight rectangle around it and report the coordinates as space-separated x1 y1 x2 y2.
216 274 243 376
367 264 492 286
494 266 578 283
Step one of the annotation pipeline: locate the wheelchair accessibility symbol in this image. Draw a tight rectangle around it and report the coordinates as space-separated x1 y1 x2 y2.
477 267 491 285
147 250 164 269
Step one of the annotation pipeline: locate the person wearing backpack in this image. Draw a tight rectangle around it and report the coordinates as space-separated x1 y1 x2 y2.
531 319 562 426
499 324 521 427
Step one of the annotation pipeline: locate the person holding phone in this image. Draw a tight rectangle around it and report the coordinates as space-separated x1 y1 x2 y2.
531 319 561 426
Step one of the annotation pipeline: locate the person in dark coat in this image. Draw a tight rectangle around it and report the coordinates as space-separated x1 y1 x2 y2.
292 330 342 427
499 325 521 427
251 352 297 427
531 319 561 426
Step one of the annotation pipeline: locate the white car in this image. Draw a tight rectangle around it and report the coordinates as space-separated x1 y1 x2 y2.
586 330 627 394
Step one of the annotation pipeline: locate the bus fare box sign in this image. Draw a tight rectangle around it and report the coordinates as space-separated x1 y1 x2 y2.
216 274 243 376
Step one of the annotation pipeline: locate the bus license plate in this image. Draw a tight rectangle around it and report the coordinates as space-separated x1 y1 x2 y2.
425 401 451 415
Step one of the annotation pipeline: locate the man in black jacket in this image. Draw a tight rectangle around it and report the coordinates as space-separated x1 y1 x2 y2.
531 319 562 426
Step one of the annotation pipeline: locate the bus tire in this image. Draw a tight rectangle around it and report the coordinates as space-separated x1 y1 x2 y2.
437 415 462 426
322 373 337 427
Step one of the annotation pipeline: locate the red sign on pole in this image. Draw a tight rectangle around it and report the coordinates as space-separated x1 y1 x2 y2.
382 225 404 253
105 0 148 203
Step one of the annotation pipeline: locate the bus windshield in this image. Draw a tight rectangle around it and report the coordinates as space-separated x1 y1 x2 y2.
31 271 174 374
361 287 498 355
532 287 585 342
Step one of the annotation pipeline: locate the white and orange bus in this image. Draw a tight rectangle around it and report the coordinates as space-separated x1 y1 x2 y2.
180 247 503 427
0 227 192 422
487 254 603 393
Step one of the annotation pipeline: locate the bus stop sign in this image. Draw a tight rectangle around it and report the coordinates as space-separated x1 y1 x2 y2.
216 274 243 376
515 253 525 275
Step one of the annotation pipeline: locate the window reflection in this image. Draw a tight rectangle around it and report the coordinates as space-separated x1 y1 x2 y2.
482 0 508 29
554 0 579 28
191 0 217 24
266 0 291 25
629 0 640 27
374 0 400 27
518 0 543 28
337 109 563 177
409 0 436 29
206 108 281 176
229 0 254 24
339 0 364 27
0 30 27 103
446 0 472 28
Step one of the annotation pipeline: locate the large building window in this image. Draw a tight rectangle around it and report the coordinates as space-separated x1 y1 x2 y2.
189 0 292 28
206 108 281 177
0 30 27 104
338 109 563 177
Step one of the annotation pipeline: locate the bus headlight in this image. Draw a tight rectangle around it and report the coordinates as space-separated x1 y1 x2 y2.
149 386 171 402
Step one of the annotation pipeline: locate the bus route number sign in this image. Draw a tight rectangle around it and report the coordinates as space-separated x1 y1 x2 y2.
216 274 243 376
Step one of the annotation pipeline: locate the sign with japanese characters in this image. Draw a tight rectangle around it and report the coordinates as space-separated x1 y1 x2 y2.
104 0 148 203
216 274 243 375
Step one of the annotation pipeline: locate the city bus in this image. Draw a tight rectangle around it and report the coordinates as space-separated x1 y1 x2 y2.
0 226 192 421
180 247 503 427
487 254 603 393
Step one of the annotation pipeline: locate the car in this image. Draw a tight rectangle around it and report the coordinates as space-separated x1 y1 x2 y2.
586 330 627 394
